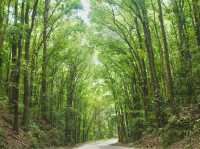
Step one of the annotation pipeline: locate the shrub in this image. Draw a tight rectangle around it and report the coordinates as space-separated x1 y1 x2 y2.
129 117 144 142
0 127 8 149
161 115 191 147
47 128 65 146
28 123 48 148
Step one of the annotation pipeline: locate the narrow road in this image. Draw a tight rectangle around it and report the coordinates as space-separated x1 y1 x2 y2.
73 139 133 149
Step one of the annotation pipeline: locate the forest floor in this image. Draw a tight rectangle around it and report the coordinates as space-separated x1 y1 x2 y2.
1 101 200 149
132 133 200 149
0 102 32 149
0 101 134 149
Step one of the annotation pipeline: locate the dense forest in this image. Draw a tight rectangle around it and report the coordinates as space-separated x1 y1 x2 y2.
0 0 200 148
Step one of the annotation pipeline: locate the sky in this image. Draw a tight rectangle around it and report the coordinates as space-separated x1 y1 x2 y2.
79 0 91 24
79 0 101 65
78 0 170 23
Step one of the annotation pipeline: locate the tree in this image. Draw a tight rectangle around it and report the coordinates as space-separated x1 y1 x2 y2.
0 0 5 79
192 0 200 46
41 0 50 120
22 0 39 129
173 0 193 103
9 0 25 133
1 0 200 148
157 0 175 112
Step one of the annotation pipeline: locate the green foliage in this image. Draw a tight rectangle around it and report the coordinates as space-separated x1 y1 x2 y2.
28 123 47 148
0 127 7 149
48 128 65 146
0 0 200 148
27 123 65 148
129 117 144 141
160 116 192 147
193 119 200 134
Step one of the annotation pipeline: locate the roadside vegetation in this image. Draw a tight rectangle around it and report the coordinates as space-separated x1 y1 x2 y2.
0 0 200 148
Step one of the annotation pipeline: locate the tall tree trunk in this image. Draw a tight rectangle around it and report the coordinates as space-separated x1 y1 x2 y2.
174 0 193 104
135 18 149 122
0 0 11 83
192 0 200 47
151 0 167 98
23 0 30 129
9 0 19 133
157 0 175 113
65 64 76 145
0 0 5 81
5 0 11 94
30 36 37 107
0 2 3 81
22 0 38 129
41 0 50 120
9 0 24 133
139 1 163 127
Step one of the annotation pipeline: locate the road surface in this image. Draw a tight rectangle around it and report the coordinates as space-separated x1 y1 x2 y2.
73 139 133 149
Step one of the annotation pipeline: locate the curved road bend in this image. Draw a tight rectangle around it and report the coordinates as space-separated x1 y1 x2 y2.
73 139 134 149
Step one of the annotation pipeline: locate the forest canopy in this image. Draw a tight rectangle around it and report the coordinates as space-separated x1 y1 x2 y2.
0 0 200 148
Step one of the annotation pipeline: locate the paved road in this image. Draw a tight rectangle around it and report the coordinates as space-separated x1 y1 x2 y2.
73 139 133 149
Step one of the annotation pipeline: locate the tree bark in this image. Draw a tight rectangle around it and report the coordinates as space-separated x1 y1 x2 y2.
157 0 175 113
139 1 163 127
9 0 24 133
173 0 193 103
135 18 149 122
65 63 76 145
22 0 38 129
0 0 6 81
192 0 200 47
41 0 50 120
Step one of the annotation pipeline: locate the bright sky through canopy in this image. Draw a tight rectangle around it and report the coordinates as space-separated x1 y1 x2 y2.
79 0 91 24
79 0 101 65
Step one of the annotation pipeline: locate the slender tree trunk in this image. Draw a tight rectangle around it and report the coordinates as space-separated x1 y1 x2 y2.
174 0 193 104
41 0 50 120
5 0 11 94
0 0 5 81
0 0 11 84
65 64 76 145
30 36 37 107
10 0 24 133
135 18 149 122
9 0 19 133
22 0 38 129
192 0 200 47
151 0 167 99
139 2 163 127
157 0 175 113
23 0 30 129
0 2 3 80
